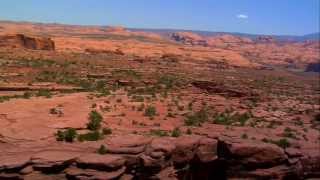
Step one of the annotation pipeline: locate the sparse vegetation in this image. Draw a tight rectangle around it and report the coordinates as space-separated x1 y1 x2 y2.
97 145 108 155
78 131 103 141
112 69 141 79
36 89 52 98
213 111 250 126
273 138 291 149
150 129 169 137
262 138 291 149
87 110 103 130
283 127 298 139
185 107 210 126
55 128 77 143
144 106 157 117
2 20 320 178
171 127 181 137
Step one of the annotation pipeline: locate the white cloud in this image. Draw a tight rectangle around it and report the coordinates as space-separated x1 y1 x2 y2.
237 14 248 19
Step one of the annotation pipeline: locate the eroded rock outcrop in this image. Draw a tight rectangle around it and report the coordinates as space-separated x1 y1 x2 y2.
0 135 319 179
0 34 55 50
191 80 250 98
170 32 208 46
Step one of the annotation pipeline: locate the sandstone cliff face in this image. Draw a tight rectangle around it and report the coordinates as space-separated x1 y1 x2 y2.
0 34 55 50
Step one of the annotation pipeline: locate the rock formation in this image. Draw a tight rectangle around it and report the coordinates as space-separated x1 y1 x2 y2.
170 32 208 46
0 34 55 50
0 135 319 179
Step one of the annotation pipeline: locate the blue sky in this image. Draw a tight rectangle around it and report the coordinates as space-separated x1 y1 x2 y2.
0 0 319 35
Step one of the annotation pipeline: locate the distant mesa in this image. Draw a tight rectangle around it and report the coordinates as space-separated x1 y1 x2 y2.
105 26 127 32
170 32 208 46
0 34 55 50
255 36 276 43
207 34 253 45
170 32 254 46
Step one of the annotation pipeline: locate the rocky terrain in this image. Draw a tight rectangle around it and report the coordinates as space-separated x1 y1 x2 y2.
0 21 319 179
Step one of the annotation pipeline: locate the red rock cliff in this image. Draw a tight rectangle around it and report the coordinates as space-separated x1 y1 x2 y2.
0 34 55 50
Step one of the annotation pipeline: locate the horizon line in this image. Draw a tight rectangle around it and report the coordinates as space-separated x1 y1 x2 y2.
0 18 318 37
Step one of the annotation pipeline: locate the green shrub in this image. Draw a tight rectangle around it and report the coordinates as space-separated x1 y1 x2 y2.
262 138 291 149
128 86 157 96
185 108 209 126
56 130 65 141
283 127 298 139
36 89 52 98
171 128 181 137
87 110 103 130
55 128 77 142
97 145 108 155
150 129 168 137
234 113 250 126
0 96 10 103
213 112 250 126
78 131 103 141
144 106 157 117
213 113 233 125
157 75 180 89
65 128 77 142
273 138 291 149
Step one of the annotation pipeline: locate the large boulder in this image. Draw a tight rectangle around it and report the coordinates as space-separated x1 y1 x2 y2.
76 154 126 170
0 154 31 171
0 34 55 50
31 151 81 172
65 166 126 180
172 136 202 165
106 135 151 155
196 138 218 163
218 140 287 169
